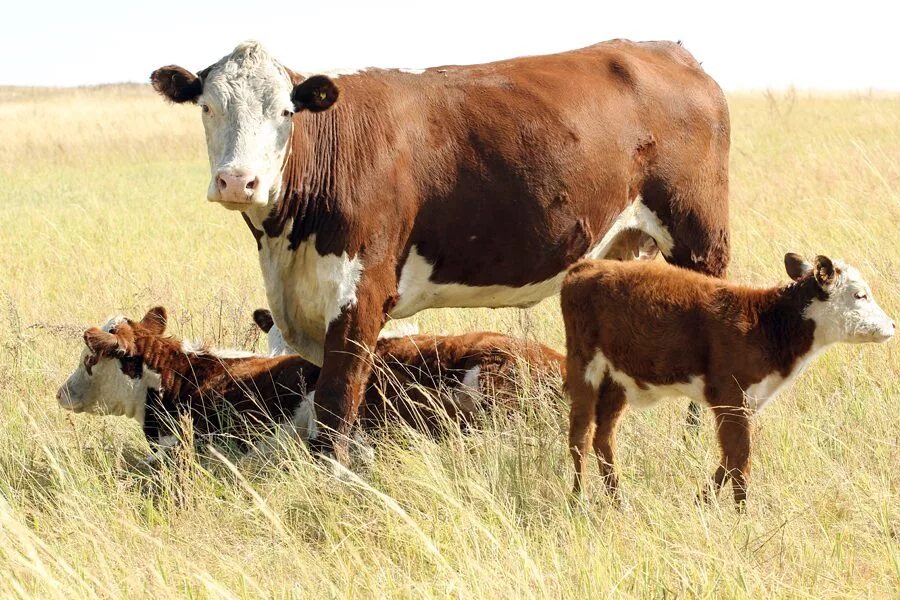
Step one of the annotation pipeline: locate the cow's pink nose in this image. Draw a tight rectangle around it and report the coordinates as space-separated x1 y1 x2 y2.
215 170 259 202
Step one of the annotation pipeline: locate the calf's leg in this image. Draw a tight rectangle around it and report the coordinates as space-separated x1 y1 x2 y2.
592 377 627 498
706 405 752 508
568 374 597 497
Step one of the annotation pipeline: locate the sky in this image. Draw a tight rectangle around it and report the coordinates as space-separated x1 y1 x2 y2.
1 1 897 91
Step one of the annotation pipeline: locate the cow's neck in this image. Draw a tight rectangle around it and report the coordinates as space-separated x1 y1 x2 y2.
755 277 827 377
261 102 370 255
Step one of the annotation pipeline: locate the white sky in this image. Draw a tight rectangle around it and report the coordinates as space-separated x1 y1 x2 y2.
1 1 897 90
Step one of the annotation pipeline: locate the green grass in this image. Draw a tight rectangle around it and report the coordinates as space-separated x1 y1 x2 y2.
0 86 897 598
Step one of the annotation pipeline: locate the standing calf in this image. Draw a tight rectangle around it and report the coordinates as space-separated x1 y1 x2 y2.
561 254 894 506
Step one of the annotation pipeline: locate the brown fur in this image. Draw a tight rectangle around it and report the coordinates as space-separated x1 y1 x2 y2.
561 259 825 506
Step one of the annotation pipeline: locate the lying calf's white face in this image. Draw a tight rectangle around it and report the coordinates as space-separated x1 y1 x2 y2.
789 255 895 345
56 316 157 422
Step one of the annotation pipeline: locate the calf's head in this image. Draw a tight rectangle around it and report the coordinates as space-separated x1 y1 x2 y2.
56 307 168 420
785 253 894 344
151 41 339 213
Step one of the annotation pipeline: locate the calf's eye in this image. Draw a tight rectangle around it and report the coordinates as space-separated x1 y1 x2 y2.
201 104 210 114
854 292 868 301
282 109 293 118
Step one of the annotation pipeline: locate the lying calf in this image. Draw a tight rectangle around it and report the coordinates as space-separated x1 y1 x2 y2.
562 254 894 507
57 307 564 459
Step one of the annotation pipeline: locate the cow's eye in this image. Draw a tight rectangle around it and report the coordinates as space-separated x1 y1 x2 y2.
201 104 210 114
854 291 868 301
282 109 293 118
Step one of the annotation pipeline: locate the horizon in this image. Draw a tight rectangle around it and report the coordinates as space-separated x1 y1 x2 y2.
1 1 897 92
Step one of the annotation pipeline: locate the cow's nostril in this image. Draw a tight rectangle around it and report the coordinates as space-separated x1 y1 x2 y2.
246 178 258 191
217 175 228 191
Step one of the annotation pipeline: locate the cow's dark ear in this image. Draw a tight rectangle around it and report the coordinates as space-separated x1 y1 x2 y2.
150 65 203 103
252 309 274 333
140 306 167 335
291 75 339 112
784 253 813 282
814 255 836 290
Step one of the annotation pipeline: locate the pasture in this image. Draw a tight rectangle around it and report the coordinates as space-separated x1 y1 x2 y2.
0 85 897 597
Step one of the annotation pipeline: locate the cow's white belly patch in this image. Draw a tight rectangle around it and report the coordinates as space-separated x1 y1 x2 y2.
392 197 672 318
584 351 706 410
260 226 363 366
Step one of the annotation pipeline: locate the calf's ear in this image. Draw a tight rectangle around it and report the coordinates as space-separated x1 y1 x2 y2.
141 307 167 335
784 253 813 281
84 328 124 355
292 75 339 112
252 309 274 333
150 65 203 103
813 255 836 289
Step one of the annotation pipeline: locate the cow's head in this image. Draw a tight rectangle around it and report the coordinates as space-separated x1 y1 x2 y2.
151 41 339 214
785 253 894 344
56 307 168 420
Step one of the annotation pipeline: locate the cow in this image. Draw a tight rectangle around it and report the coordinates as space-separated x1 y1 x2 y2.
150 38 731 462
561 254 894 507
56 307 565 460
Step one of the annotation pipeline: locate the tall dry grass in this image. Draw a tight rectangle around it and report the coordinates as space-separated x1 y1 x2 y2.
0 85 897 598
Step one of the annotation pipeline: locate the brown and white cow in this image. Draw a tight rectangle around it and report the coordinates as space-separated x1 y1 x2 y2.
56 307 565 459
561 255 894 507
150 39 730 461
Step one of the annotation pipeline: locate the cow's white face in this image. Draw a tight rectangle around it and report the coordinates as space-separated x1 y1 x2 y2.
788 255 895 345
56 317 158 422
199 44 295 211
151 42 340 218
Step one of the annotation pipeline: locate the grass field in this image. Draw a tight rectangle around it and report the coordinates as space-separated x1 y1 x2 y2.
0 85 897 598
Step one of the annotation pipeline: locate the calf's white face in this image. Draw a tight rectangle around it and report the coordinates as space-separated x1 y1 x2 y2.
788 255 895 345
151 41 340 216
56 317 157 421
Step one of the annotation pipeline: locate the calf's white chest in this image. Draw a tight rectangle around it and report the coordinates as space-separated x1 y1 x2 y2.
259 227 363 365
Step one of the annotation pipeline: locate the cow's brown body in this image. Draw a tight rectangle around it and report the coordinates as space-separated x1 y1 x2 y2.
154 39 730 461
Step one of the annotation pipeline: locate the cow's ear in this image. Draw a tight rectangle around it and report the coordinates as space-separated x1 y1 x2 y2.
784 253 813 282
252 309 274 333
291 75 339 112
814 255 836 290
150 65 203 104
84 328 123 355
140 306 167 335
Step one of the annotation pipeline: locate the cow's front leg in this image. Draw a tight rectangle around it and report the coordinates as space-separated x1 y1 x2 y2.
311 283 386 465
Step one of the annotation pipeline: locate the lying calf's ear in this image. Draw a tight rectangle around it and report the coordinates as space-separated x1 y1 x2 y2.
814 255 836 290
150 65 203 104
252 309 274 333
84 328 123 355
141 306 167 335
291 75 339 112
784 253 813 282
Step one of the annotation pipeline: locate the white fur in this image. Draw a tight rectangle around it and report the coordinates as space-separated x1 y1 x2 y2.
200 41 295 209
392 197 672 317
180 339 258 359
450 366 484 411
583 352 705 410
260 230 364 366
803 261 894 345
57 316 159 422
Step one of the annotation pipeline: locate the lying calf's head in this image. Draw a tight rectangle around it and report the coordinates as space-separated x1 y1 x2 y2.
252 308 294 356
785 253 895 344
56 307 168 420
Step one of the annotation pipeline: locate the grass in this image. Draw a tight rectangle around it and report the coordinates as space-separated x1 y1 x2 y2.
0 85 897 598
